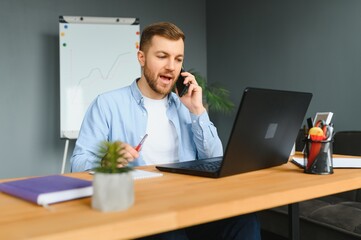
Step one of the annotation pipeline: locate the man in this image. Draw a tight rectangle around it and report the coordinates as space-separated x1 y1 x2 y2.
71 22 260 240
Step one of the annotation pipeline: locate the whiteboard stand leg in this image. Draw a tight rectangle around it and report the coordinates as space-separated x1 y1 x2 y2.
61 139 70 174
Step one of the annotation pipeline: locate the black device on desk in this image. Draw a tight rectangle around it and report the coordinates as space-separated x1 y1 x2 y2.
175 68 189 97
156 87 313 178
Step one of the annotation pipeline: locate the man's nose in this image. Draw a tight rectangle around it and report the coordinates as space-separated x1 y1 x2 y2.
165 60 176 71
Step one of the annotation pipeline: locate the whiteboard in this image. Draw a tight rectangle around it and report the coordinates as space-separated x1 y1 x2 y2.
59 16 140 139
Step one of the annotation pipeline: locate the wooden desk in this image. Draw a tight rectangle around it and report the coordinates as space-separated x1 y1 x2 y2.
1 160 361 240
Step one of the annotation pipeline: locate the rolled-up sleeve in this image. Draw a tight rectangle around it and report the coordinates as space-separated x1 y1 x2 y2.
190 111 223 159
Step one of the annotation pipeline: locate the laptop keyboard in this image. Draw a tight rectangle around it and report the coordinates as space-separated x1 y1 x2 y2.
185 160 222 172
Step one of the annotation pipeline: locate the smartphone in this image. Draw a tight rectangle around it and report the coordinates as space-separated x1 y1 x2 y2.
176 68 189 97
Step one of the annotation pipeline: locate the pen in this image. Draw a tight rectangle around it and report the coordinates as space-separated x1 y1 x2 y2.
307 117 313 129
303 124 308 138
135 134 148 152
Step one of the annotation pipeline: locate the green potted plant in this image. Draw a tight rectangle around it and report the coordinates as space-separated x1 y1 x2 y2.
189 69 235 113
91 141 134 212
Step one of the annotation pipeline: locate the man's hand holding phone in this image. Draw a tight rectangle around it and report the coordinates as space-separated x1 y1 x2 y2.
175 68 206 115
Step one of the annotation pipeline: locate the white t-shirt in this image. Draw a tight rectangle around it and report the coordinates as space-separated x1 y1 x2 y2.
141 96 179 165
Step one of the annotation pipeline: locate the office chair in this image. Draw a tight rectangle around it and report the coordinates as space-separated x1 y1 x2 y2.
333 131 361 156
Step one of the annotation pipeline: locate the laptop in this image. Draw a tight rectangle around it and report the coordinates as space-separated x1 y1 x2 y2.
156 87 312 178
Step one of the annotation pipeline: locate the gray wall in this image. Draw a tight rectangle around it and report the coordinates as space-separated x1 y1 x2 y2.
2 0 361 178
0 0 207 178
207 0 361 144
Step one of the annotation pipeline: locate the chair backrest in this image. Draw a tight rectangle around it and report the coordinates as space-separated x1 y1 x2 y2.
332 131 361 201
333 131 361 156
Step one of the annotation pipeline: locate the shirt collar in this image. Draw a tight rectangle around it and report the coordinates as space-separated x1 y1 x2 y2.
130 78 143 105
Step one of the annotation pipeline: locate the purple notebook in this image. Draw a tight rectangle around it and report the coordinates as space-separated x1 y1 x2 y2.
0 175 92 206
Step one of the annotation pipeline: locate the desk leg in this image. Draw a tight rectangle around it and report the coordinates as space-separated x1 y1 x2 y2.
288 203 299 240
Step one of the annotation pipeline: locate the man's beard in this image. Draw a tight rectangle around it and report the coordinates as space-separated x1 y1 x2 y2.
143 65 175 96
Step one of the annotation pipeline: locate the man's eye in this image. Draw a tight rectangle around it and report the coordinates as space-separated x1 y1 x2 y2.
157 55 166 59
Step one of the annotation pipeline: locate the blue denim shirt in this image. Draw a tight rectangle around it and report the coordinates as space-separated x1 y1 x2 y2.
70 79 223 172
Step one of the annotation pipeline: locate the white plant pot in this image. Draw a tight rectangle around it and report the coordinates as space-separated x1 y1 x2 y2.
92 172 134 212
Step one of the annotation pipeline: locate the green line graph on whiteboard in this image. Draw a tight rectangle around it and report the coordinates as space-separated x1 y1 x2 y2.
59 16 140 139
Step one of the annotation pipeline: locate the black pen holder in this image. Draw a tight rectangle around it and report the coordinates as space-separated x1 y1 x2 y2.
304 139 333 174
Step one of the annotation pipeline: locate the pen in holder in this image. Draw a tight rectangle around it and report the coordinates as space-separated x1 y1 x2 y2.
304 138 333 174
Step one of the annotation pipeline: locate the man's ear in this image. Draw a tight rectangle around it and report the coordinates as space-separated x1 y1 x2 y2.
137 50 145 67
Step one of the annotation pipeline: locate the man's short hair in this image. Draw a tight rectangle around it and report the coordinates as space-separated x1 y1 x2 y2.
139 22 185 52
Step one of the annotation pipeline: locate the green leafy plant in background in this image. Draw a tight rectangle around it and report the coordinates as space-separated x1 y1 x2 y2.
189 69 235 114
94 141 133 174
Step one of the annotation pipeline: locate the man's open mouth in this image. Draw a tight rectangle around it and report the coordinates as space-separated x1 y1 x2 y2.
160 75 173 83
